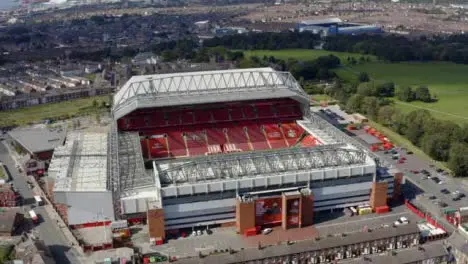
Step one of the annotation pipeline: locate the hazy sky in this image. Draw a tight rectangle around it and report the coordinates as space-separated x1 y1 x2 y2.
0 0 19 10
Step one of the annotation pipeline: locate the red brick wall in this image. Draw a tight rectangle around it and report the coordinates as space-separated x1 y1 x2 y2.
236 200 255 234
370 182 388 209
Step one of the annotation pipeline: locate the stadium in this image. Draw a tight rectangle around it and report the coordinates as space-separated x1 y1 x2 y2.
49 67 402 242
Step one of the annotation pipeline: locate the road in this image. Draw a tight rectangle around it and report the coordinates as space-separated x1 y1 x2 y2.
0 142 83 264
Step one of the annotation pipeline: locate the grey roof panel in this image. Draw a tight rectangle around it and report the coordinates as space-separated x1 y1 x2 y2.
112 68 309 120
8 128 66 154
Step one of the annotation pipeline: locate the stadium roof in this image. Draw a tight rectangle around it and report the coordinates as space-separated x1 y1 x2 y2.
49 132 108 192
155 144 368 186
112 68 309 120
299 17 342 25
8 128 66 154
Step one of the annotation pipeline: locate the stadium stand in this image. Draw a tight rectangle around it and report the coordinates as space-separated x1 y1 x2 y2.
264 123 288 148
185 130 208 156
226 126 251 152
245 123 270 150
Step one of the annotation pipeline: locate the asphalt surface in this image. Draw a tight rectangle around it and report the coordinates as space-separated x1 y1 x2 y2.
0 142 82 264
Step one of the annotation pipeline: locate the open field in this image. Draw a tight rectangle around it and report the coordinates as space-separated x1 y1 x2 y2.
0 95 109 127
336 62 468 124
243 49 377 64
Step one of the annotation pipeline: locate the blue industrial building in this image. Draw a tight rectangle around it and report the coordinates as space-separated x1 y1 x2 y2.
328 25 384 35
296 17 383 36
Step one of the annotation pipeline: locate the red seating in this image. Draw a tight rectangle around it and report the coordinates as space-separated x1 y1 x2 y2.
167 112 181 126
166 132 187 157
146 112 167 127
181 111 195 125
148 136 169 158
301 135 317 147
245 125 269 150
256 105 274 118
264 123 288 149
226 126 250 151
194 110 212 124
281 122 304 146
276 105 295 117
229 108 244 120
212 109 230 122
242 105 257 119
128 117 145 130
185 131 208 156
206 128 227 145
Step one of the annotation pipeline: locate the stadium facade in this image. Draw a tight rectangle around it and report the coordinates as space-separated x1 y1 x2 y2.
47 68 401 240
107 67 402 240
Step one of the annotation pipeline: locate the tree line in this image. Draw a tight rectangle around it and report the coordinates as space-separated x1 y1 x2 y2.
326 77 468 177
324 34 468 64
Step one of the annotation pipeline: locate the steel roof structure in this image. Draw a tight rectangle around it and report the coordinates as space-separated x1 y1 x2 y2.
155 144 366 186
112 68 309 120
50 132 108 192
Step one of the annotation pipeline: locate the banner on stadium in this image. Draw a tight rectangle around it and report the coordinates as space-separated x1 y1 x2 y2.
255 197 282 225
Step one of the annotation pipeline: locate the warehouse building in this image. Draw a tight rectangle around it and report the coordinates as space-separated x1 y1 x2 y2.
47 132 114 228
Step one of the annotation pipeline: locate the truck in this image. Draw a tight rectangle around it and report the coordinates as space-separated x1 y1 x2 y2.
34 196 43 206
29 210 38 224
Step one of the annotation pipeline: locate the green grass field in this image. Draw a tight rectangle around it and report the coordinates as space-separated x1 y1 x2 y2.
0 166 6 180
0 95 110 127
243 49 377 64
336 62 468 123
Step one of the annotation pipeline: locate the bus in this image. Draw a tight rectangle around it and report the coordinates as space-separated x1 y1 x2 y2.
34 196 43 206
29 210 38 224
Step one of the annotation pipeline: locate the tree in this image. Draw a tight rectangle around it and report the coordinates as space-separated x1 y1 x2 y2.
358 72 370 82
361 96 379 118
345 94 364 113
357 82 375 97
414 85 431 102
396 86 414 102
377 82 395 97
378 105 396 125
390 109 406 134
448 143 468 177
404 110 433 145
421 133 451 161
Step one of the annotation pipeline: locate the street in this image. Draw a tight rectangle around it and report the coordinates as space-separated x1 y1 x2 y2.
0 142 83 264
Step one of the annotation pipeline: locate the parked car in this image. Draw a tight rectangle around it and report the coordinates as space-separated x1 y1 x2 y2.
440 189 450 194
431 177 441 183
262 228 273 235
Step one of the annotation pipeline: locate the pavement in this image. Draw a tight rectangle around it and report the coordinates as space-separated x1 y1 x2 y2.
0 140 86 264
